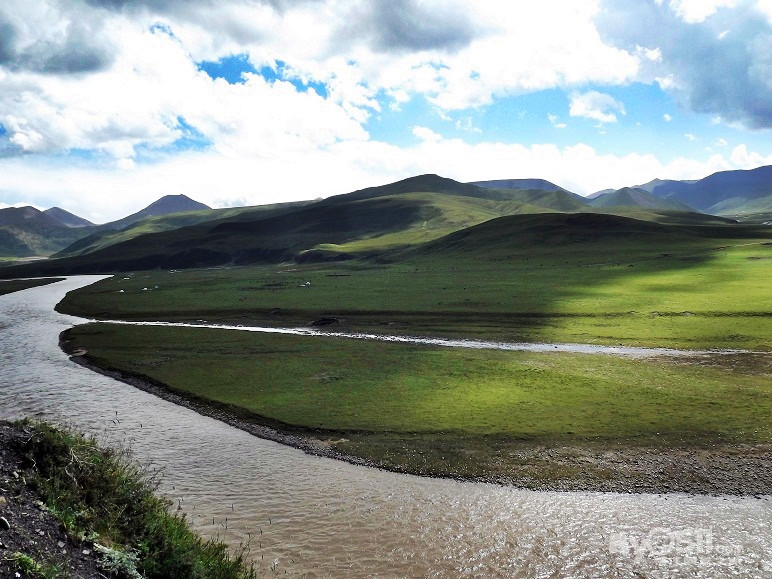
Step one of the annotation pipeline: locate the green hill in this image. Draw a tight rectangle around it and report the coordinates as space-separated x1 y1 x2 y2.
488 188 590 212
0 206 98 257
399 212 768 262
54 203 305 258
589 187 696 211
0 176 546 275
2 173 765 278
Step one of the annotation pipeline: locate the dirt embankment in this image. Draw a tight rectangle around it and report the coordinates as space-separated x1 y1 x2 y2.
0 422 102 577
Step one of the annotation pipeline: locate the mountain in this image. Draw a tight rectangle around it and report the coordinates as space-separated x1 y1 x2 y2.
644 166 772 214
104 194 211 231
43 207 94 228
2 171 766 275
588 187 696 211
0 195 211 259
493 189 589 212
338 174 495 202
587 189 613 199
54 202 306 259
0 206 97 257
632 178 697 195
0 206 64 228
470 178 568 193
0 175 548 274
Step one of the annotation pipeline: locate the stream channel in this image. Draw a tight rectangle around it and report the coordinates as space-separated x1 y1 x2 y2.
1 276 769 577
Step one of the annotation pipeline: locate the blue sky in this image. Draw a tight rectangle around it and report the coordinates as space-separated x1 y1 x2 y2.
0 0 770 222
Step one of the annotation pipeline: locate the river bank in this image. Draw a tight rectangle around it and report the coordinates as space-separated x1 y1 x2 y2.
64 343 772 497
0 420 257 578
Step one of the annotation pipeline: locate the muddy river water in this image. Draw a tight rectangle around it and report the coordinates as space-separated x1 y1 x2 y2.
1 276 769 577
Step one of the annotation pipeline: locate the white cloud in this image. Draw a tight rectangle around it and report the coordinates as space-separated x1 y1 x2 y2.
412 126 442 142
548 113 567 128
596 1 772 129
663 113 673 121
714 137 729 146
730 143 772 167
669 0 738 23
569 91 626 123
685 133 698 140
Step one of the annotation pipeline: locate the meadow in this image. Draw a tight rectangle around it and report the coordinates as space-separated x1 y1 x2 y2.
56 221 771 490
59 231 771 350
0 277 63 295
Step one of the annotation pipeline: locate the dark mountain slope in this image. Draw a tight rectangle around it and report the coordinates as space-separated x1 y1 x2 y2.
471 178 568 192
0 207 97 257
43 207 94 228
589 188 695 211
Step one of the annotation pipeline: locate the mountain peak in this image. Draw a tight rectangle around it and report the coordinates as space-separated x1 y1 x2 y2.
104 194 211 230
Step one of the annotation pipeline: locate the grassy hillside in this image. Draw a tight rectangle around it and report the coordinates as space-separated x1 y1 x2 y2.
481 188 589 211
709 193 772 223
54 203 304 258
588 187 696 211
0 206 98 257
0 176 554 275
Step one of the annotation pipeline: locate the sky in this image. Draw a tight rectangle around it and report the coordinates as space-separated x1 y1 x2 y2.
0 0 770 223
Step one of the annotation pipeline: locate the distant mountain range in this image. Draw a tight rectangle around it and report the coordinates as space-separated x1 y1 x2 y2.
595 165 772 218
0 195 210 258
0 166 769 265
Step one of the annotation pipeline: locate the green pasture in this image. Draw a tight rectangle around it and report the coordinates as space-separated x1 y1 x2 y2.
0 277 63 295
64 324 771 444
59 237 771 350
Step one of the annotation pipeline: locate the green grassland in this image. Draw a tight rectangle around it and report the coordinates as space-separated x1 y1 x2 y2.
23 176 767 490
0 277 63 295
62 323 771 487
65 324 770 440
58 214 772 350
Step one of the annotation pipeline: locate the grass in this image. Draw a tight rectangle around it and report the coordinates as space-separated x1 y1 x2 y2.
61 323 771 484
0 277 63 295
63 324 771 442
16 420 256 579
57 229 771 350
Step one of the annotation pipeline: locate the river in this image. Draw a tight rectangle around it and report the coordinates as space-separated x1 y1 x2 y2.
1 276 769 577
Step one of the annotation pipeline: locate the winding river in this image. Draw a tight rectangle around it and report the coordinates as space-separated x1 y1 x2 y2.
1 276 770 577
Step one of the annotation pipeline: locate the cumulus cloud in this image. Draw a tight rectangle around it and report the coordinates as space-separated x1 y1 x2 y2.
569 91 626 123
0 3 114 74
412 126 442 142
0 0 768 220
341 0 479 53
595 0 772 129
